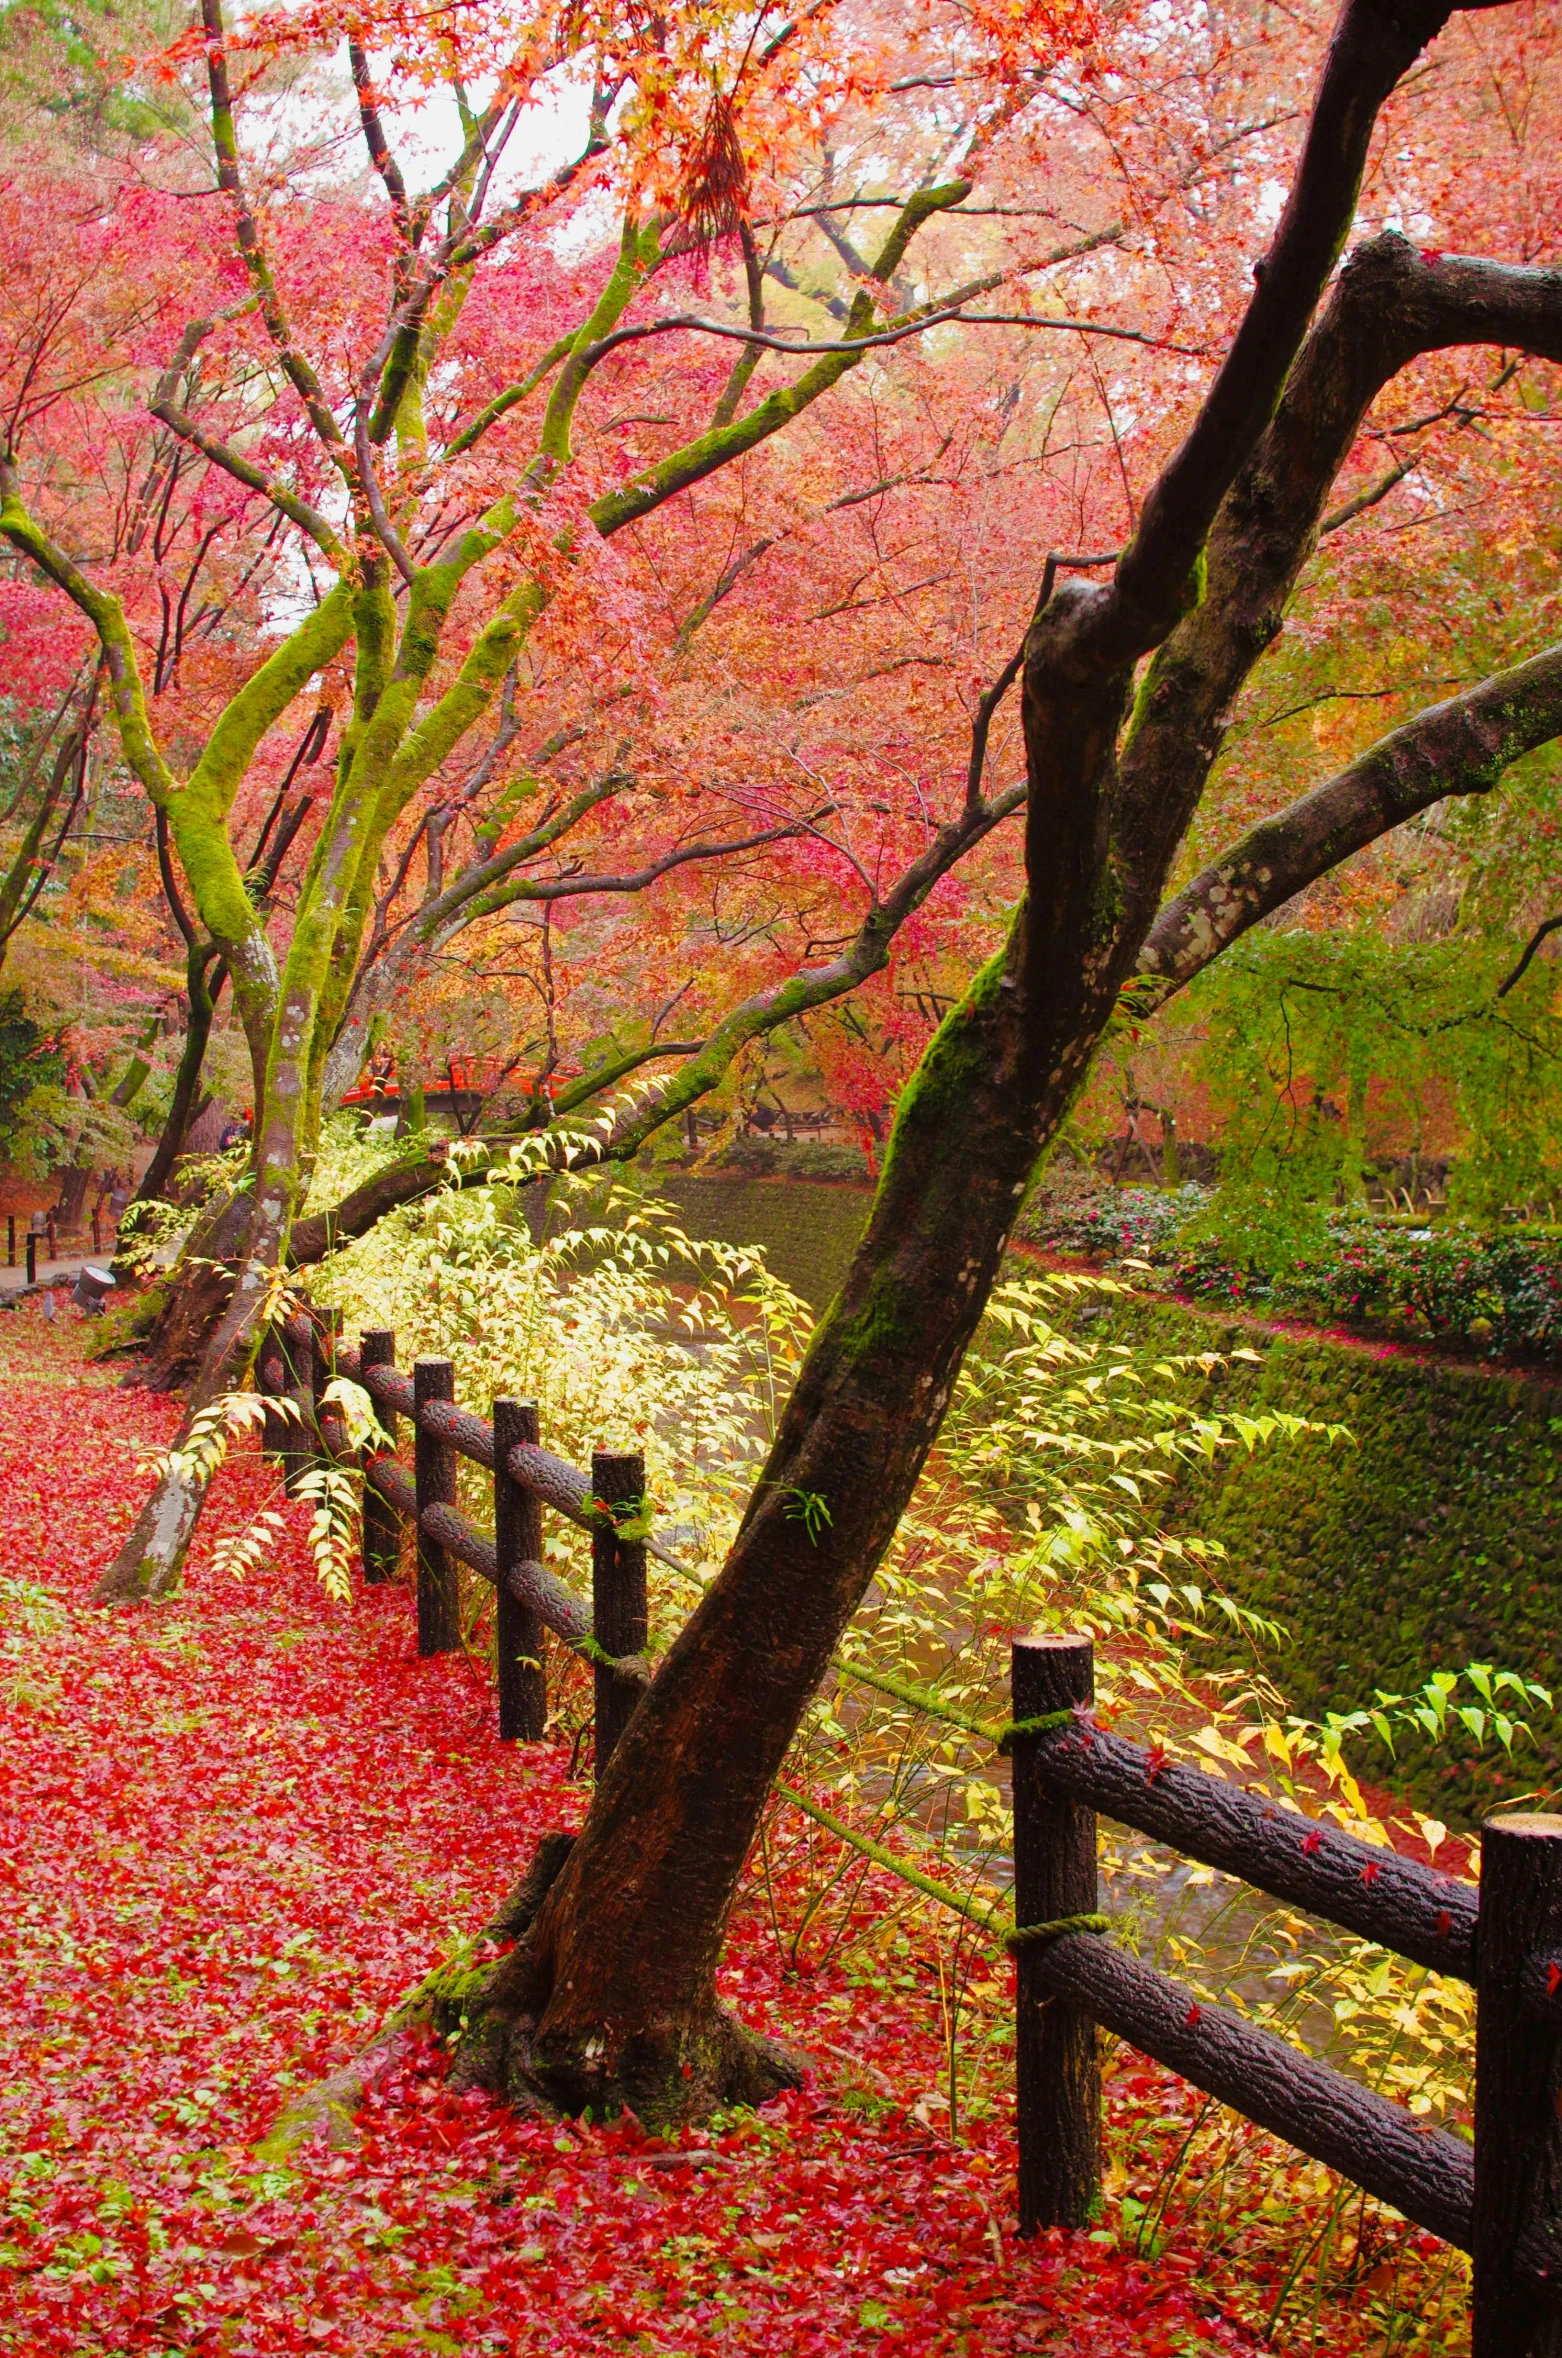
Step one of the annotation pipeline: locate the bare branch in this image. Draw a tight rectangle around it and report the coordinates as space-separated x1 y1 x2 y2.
349 41 412 254
352 407 416 584
1498 914 1562 1000
201 0 351 476
1111 0 1467 644
578 302 1200 371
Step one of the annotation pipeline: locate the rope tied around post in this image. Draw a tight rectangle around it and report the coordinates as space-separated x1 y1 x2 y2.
1006 1911 1111 1953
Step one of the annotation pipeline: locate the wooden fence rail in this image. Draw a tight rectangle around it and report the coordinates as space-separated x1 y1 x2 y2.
261 1311 649 1769
1011 1632 1562 2356
261 1308 1562 2349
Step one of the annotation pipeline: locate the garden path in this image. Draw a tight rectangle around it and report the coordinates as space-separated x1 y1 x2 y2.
0 1313 1441 2355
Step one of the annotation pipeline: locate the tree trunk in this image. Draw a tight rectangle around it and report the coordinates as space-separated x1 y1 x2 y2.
136 948 224 1210
55 1161 92 1232
109 1183 253 1387
93 1179 289 1601
417 0 1476 2119
447 622 1153 2118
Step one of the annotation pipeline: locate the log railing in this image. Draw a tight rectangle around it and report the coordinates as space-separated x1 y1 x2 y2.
1011 1633 1562 2356
257 1310 650 1773
260 1308 1562 2348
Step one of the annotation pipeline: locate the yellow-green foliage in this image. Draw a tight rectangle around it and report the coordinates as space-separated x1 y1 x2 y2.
309 1136 812 1643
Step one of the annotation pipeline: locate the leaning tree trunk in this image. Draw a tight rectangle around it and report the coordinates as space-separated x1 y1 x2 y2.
443 614 1151 2122
407 0 1470 2124
93 1181 289 1601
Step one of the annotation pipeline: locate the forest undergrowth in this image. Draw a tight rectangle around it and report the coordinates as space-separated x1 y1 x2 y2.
0 1308 1474 2357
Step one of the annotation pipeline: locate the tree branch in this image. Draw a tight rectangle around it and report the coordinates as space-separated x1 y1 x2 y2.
294 779 1028 1259
446 816 825 931
349 40 412 256
445 334 575 456
588 180 976 540
149 388 344 563
1109 0 1461 643
1113 235 1562 911
201 0 351 478
576 300 1195 373
1497 913 1562 1000
1135 640 1562 1007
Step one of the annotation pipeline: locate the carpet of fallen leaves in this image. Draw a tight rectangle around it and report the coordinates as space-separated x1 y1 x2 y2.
0 1313 1464 2355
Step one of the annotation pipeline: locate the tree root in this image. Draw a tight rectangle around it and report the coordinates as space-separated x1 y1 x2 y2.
446 1986 807 2130
255 1923 514 2160
131 1254 238 1391
254 2026 430 2160
255 1831 807 2157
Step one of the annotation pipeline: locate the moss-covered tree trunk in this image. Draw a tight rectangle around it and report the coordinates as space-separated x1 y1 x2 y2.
453 847 1148 2115
92 1160 294 1601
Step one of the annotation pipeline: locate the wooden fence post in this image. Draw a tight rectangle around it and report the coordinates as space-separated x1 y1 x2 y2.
259 1324 290 1463
312 1307 341 1462
1012 1632 1101 2235
360 1329 399 1584
413 1357 460 1656
25 1232 36 1285
494 1398 546 1741
591 1447 647 1776
1472 1813 1562 2358
7 1214 14 1266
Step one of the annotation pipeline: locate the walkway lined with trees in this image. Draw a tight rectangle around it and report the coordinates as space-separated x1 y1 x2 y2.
0 1316 1439 2357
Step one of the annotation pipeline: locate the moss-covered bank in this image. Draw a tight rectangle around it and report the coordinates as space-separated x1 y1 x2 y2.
655 1176 871 1310
663 1177 1561 1823
1048 1289 1562 1823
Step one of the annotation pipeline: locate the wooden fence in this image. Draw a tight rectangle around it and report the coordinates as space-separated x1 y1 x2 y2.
258 1309 652 1772
1011 1632 1562 2357
263 1309 1562 2353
